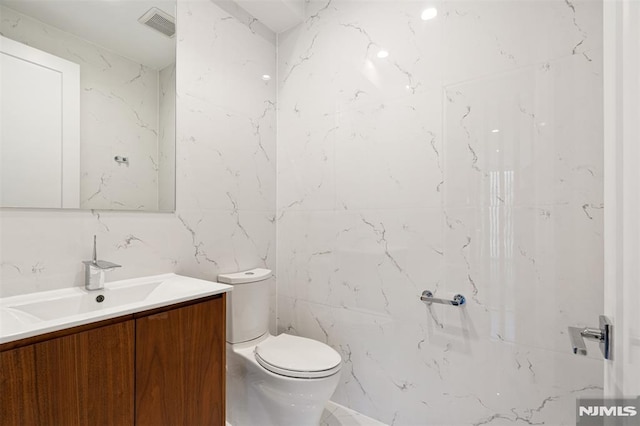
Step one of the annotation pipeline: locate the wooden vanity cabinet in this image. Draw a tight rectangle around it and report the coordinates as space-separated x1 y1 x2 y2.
0 294 225 426
0 320 135 426
135 296 226 426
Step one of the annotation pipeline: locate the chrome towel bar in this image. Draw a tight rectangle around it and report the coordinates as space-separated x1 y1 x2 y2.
420 290 466 306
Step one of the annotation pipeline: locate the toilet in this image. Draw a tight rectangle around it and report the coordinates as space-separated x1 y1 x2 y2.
219 269 342 426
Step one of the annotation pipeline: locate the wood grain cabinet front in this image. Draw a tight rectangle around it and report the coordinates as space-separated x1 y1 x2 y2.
0 320 135 426
135 296 226 426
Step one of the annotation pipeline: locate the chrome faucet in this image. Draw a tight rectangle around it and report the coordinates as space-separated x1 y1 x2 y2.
83 235 121 291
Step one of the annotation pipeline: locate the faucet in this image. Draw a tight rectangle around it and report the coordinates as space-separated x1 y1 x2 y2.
82 235 121 291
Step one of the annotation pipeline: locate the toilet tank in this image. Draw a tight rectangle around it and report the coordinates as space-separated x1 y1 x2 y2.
218 268 272 344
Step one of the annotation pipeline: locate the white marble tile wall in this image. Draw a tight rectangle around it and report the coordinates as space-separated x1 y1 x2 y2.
276 0 604 424
1 6 161 210
0 0 277 331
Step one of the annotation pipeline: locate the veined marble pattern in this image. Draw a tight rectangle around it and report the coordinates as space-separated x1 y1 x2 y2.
442 205 603 356
442 0 602 85
177 0 276 213
0 208 275 297
278 296 601 425
277 209 444 320
0 0 277 330
1 6 167 211
277 0 604 425
443 49 603 209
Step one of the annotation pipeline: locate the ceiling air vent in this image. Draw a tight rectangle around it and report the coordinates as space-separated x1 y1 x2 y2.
138 7 175 38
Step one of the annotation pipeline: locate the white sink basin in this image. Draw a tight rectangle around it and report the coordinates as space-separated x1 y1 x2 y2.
0 273 232 344
1 308 42 335
11 281 162 321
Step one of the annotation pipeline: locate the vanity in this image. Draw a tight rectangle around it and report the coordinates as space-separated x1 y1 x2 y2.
0 274 231 426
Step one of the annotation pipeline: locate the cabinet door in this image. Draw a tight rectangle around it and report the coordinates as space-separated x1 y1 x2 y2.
0 320 135 426
135 296 225 426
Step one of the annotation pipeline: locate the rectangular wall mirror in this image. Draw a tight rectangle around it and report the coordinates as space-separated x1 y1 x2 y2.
0 0 176 212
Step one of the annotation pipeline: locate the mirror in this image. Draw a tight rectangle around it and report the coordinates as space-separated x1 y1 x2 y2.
0 0 176 211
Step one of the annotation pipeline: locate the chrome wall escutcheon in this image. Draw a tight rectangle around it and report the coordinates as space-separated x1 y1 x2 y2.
568 315 612 360
420 290 466 306
114 155 129 165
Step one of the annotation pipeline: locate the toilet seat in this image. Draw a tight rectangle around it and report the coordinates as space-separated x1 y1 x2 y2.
254 334 342 379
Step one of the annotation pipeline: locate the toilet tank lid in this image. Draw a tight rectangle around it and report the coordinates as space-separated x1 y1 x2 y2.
217 268 272 284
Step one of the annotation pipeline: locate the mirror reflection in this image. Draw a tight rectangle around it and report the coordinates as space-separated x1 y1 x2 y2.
0 0 176 211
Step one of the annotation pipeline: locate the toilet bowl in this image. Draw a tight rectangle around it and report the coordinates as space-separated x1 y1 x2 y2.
227 333 341 426
219 269 342 426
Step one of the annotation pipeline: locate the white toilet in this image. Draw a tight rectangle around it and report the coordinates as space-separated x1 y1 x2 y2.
219 269 342 426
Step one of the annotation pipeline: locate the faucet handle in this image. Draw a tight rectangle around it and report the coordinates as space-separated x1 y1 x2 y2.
83 260 121 270
84 236 121 269
95 260 121 270
568 326 589 355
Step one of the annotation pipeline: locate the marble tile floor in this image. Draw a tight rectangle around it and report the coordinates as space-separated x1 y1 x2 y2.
320 401 387 426
225 401 386 426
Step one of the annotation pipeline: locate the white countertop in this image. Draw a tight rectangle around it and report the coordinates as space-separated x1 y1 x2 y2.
0 273 232 345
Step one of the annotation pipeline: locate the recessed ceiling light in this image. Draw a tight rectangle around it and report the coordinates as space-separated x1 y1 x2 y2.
421 8 438 21
377 50 389 59
261 74 272 81
491 129 500 133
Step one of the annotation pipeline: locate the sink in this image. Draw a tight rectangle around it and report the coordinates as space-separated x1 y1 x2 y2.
0 273 232 345
0 308 42 335
11 281 162 321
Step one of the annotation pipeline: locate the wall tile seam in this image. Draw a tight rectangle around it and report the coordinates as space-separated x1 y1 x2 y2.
443 47 605 89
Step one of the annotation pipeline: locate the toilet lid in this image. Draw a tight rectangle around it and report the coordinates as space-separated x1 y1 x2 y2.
254 334 342 379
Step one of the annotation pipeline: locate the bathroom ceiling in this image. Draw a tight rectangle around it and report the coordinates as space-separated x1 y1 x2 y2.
0 0 176 69
234 0 304 33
